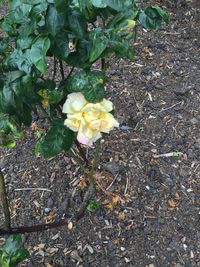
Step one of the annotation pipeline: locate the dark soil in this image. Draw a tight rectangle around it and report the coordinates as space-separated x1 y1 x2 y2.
0 1 200 266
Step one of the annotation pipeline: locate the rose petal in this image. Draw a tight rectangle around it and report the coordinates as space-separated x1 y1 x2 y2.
62 92 87 114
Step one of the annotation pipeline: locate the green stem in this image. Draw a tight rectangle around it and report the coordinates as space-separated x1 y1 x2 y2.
66 66 74 80
92 139 101 173
0 170 11 231
74 140 89 167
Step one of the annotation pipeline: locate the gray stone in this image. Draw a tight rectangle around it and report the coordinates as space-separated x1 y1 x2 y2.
103 162 121 175
190 118 199 124
47 197 54 208
179 168 188 178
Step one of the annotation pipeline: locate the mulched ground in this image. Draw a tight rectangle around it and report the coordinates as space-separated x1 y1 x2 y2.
0 1 200 266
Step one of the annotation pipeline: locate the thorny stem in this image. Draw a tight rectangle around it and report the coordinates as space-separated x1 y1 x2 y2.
0 170 11 231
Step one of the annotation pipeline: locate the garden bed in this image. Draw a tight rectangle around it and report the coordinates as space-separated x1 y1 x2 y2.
0 1 200 266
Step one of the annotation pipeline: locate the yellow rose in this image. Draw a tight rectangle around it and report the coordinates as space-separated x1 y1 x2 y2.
62 92 119 146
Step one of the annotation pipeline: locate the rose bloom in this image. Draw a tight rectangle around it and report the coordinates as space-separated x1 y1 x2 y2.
62 92 119 146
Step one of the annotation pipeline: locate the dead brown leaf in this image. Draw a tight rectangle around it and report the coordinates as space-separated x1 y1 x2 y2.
77 176 87 190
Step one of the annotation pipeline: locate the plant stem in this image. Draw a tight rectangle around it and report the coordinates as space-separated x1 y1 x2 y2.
0 170 11 231
74 140 89 167
59 60 65 80
66 66 74 80
0 183 95 235
92 139 101 172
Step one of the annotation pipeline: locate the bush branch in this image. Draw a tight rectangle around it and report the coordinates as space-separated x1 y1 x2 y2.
0 169 11 231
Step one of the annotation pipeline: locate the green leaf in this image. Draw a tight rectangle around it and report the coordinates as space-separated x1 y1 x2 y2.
65 40 92 68
18 19 37 37
91 0 107 8
4 49 32 74
79 0 97 22
46 5 65 37
89 29 108 62
66 71 88 92
17 36 34 50
83 71 105 102
67 9 87 39
66 70 105 102
0 131 16 148
55 0 72 12
87 199 100 212
139 6 169 29
9 1 32 24
0 234 29 267
30 36 50 73
50 32 69 60
0 115 23 138
40 118 74 158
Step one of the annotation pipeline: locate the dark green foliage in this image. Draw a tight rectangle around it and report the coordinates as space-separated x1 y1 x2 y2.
0 234 29 267
0 0 169 156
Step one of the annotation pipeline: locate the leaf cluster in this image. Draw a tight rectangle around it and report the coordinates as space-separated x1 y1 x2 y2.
0 234 29 267
0 0 169 157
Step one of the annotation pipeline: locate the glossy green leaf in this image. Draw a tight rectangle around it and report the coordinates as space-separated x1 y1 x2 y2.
55 0 72 12
0 131 16 148
40 118 74 158
91 0 107 8
46 5 65 37
50 32 69 60
4 49 32 74
0 235 29 267
89 29 108 62
17 36 34 50
79 0 97 22
67 9 87 39
9 1 32 23
139 6 169 29
65 40 92 68
30 36 50 73
66 70 105 102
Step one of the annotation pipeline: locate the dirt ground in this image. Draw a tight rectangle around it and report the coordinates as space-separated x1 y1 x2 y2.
0 1 200 266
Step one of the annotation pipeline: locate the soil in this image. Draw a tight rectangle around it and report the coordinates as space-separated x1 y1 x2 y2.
0 1 200 267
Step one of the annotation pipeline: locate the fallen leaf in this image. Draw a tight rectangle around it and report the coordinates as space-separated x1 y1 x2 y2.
43 211 55 222
33 243 45 250
112 237 120 245
164 115 172 122
45 264 54 267
77 176 87 190
119 211 126 220
46 247 59 256
103 193 121 209
167 199 178 208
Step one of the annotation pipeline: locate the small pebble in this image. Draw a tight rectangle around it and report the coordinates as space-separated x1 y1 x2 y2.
68 222 73 230
190 118 199 124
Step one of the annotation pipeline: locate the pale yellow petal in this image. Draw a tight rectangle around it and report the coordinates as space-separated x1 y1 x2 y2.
99 98 113 112
62 92 87 114
64 118 80 132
